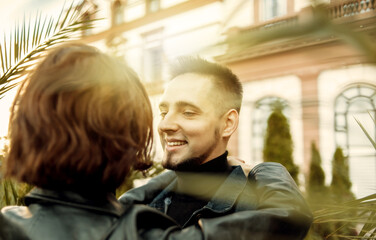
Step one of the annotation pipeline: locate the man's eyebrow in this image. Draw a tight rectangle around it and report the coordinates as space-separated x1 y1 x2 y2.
159 101 202 112
175 101 202 112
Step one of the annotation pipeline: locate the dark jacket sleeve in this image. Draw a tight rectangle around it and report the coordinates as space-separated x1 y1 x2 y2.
200 162 313 240
110 204 204 240
0 212 30 240
118 170 175 205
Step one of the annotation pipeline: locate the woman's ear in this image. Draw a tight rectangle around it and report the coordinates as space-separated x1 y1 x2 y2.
221 109 239 138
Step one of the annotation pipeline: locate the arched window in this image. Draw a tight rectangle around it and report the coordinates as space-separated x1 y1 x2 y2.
252 97 290 163
334 84 376 197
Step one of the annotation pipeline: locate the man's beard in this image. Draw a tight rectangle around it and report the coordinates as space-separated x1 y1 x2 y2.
162 128 220 172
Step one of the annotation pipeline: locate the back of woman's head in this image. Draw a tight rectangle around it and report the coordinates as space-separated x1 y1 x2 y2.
5 43 153 193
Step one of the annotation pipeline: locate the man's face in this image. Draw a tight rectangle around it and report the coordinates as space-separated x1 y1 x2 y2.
158 73 226 171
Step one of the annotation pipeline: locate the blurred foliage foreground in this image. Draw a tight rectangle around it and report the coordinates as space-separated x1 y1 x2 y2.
306 148 376 240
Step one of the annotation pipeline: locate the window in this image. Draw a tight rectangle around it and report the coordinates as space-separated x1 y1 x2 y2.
252 97 290 163
260 0 287 21
112 0 124 26
144 46 162 82
142 29 163 83
146 0 160 13
334 84 376 197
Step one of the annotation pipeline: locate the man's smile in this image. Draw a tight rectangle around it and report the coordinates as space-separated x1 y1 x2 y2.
167 141 187 146
165 139 188 151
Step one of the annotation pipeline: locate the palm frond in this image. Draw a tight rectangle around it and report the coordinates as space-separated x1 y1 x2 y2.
313 194 376 238
1 180 16 206
0 1 98 99
369 112 375 124
0 179 33 208
354 117 376 150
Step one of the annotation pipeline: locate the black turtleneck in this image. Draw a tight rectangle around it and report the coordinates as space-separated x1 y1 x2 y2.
166 151 232 227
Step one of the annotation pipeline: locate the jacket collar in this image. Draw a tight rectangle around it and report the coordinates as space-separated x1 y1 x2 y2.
149 166 247 213
25 188 127 217
206 166 247 212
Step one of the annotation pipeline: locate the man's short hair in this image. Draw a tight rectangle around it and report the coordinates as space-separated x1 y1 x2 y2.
6 43 153 193
169 56 243 113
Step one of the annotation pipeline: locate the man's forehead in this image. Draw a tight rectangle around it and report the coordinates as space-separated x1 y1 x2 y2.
163 73 214 95
158 73 226 111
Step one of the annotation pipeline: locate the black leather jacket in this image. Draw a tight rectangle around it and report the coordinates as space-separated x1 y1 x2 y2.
1 188 204 240
0 212 30 240
120 162 313 240
1 163 312 240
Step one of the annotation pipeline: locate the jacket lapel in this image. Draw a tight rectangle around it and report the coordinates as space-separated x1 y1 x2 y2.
205 166 247 213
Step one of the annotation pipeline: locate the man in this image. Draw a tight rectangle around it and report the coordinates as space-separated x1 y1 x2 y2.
120 56 312 239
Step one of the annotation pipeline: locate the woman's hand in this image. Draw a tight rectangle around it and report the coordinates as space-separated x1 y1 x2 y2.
227 156 253 176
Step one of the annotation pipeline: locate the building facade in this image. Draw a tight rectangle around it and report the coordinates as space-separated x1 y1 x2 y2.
81 0 376 198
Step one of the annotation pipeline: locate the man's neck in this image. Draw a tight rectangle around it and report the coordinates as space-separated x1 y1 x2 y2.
175 151 230 198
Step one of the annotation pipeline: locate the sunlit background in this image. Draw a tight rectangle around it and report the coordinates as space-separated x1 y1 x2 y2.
1 0 375 200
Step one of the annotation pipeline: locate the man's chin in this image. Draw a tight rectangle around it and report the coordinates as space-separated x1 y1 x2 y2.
162 156 203 172
161 158 181 171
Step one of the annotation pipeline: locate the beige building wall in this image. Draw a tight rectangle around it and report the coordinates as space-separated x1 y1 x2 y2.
81 0 376 197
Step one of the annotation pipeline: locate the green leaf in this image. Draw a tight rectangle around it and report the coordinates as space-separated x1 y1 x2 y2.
0 1 99 99
354 117 376 150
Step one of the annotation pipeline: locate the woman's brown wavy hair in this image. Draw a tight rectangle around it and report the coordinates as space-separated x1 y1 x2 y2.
5 43 153 193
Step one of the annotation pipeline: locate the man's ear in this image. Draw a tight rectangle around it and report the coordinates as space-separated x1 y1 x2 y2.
221 109 239 138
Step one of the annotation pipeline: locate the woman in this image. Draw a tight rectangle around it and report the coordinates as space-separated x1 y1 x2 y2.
0 43 202 239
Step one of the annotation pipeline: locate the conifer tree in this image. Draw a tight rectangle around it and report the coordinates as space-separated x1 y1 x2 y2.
307 142 327 199
330 147 357 239
330 147 354 201
263 108 299 182
306 142 334 240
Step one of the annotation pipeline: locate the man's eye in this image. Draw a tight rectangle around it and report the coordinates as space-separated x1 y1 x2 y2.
183 111 195 117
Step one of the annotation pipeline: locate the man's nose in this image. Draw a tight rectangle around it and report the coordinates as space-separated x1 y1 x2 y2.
158 112 179 133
